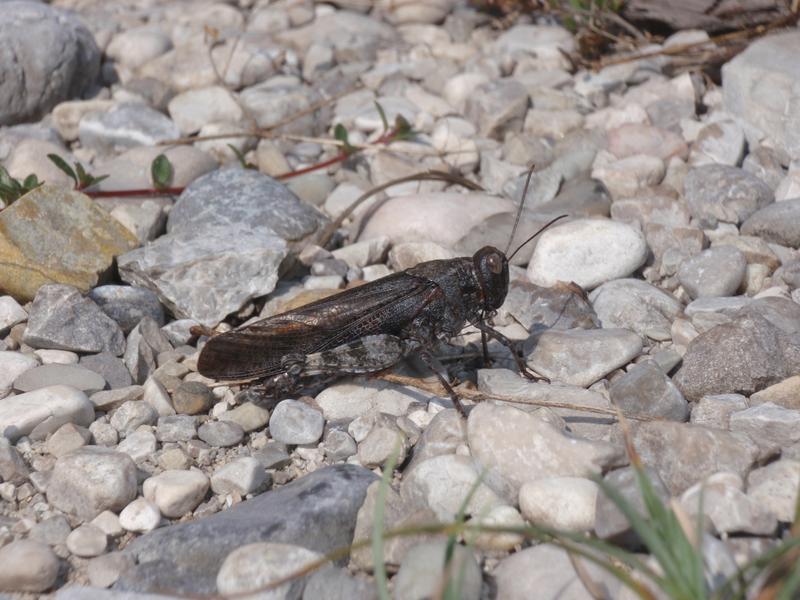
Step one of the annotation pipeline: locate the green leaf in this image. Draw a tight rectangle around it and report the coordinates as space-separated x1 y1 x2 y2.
374 101 389 133
225 144 255 170
151 154 173 189
0 165 13 188
393 115 415 140
47 154 77 185
23 174 40 190
333 123 356 156
89 174 109 187
74 162 91 188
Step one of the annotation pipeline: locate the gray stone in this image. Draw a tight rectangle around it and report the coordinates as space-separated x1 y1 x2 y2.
117 465 377 594
0 436 28 483
156 415 197 443
30 515 72 546
123 317 173 385
722 30 800 160
220 402 270 432
747 459 800 522
494 543 621 600
14 364 106 394
118 223 287 327
467 402 620 501
742 146 787 191
406 409 466 471
684 165 773 227
729 403 800 450
119 498 161 533
89 286 165 334
0 385 94 442
464 79 528 138
117 429 157 462
167 168 326 242
321 430 357 461
0 296 27 334
528 328 643 387
79 103 180 152
216 542 321 599
683 296 753 332
302 567 376 600
498 280 598 334
91 386 144 412
0 351 38 398
211 457 267 496
610 361 688 420
520 476 599 532
143 470 209 519
528 218 648 291
0 539 60 593
269 400 324 445
589 278 682 341
741 198 800 248
66 523 108 558
674 313 800 402
595 466 671 545
0 1 100 125
678 246 747 299
691 393 749 429
87 552 135 589
47 447 138 520
631 421 760 495
356 413 409 469
253 442 291 469
110 401 158 434
610 188 690 229
23 285 125 355
689 119 746 167
197 420 244 448
79 353 133 390
394 541 481 600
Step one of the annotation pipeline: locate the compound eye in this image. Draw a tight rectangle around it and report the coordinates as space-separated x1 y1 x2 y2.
486 253 503 274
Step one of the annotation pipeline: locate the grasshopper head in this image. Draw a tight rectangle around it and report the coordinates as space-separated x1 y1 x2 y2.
473 246 509 311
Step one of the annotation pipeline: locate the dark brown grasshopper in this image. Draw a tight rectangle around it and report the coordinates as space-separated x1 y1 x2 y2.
198 186 567 415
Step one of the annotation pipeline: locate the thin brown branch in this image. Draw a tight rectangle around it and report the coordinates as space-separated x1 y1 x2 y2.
377 372 657 421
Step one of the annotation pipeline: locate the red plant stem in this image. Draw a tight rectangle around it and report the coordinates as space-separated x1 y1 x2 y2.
81 128 402 199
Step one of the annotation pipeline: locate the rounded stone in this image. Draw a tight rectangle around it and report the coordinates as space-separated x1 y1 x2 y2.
198 420 245 447
268 399 324 445
519 477 599 532
119 497 161 533
528 218 648 291
677 246 747 299
66 523 108 558
0 539 59 593
684 164 774 227
394 541 482 600
143 469 210 518
47 447 138 520
217 542 322 597
172 381 214 415
210 457 267 496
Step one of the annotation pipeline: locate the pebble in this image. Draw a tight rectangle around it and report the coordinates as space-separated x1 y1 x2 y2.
110 401 158 434
678 246 747 299
0 385 95 443
91 511 124 539
519 477 599 532
357 414 409 469
46 423 92 457
528 328 643 387
528 218 648 290
589 278 682 340
66 524 108 558
591 152 665 199
691 393 749 429
747 459 800 522
155 415 197 442
117 429 157 462
219 402 270 432
689 119 746 166
14 363 107 394
216 542 322 598
394 541 482 600
210 457 267 496
741 198 800 247
729 403 800 450
268 399 325 445
0 296 28 333
167 86 244 135
467 402 620 500
0 436 29 484
119 497 162 533
0 350 39 397
172 381 214 415
0 539 60 593
143 469 210 518
78 103 181 152
47 447 138 519
198 420 245 447
88 285 165 334
684 164 774 226
87 551 135 589
79 353 133 389
30 515 72 546
609 361 688 420
595 466 670 544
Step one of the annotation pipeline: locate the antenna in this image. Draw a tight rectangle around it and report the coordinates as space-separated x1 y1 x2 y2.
504 164 537 256
507 214 568 262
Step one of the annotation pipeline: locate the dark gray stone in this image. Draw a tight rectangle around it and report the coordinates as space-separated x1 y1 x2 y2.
0 1 100 125
684 165 773 227
23 285 125 356
610 361 688 421
79 353 133 389
741 198 800 248
197 421 244 448
498 279 598 334
116 464 377 594
252 441 291 469
78 103 180 152
89 286 165 334
674 313 800 402
14 364 106 394
167 168 327 242
123 318 173 385
302 567 377 600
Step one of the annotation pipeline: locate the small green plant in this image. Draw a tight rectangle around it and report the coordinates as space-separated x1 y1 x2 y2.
0 165 42 205
150 153 174 189
47 154 108 190
226 144 257 170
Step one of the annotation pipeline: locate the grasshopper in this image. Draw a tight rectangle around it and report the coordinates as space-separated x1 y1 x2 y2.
198 173 567 415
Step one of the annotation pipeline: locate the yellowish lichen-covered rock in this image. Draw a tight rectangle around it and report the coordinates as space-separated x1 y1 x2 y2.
0 184 139 301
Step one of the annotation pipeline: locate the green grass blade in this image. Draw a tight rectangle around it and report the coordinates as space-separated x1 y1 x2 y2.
372 438 402 600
